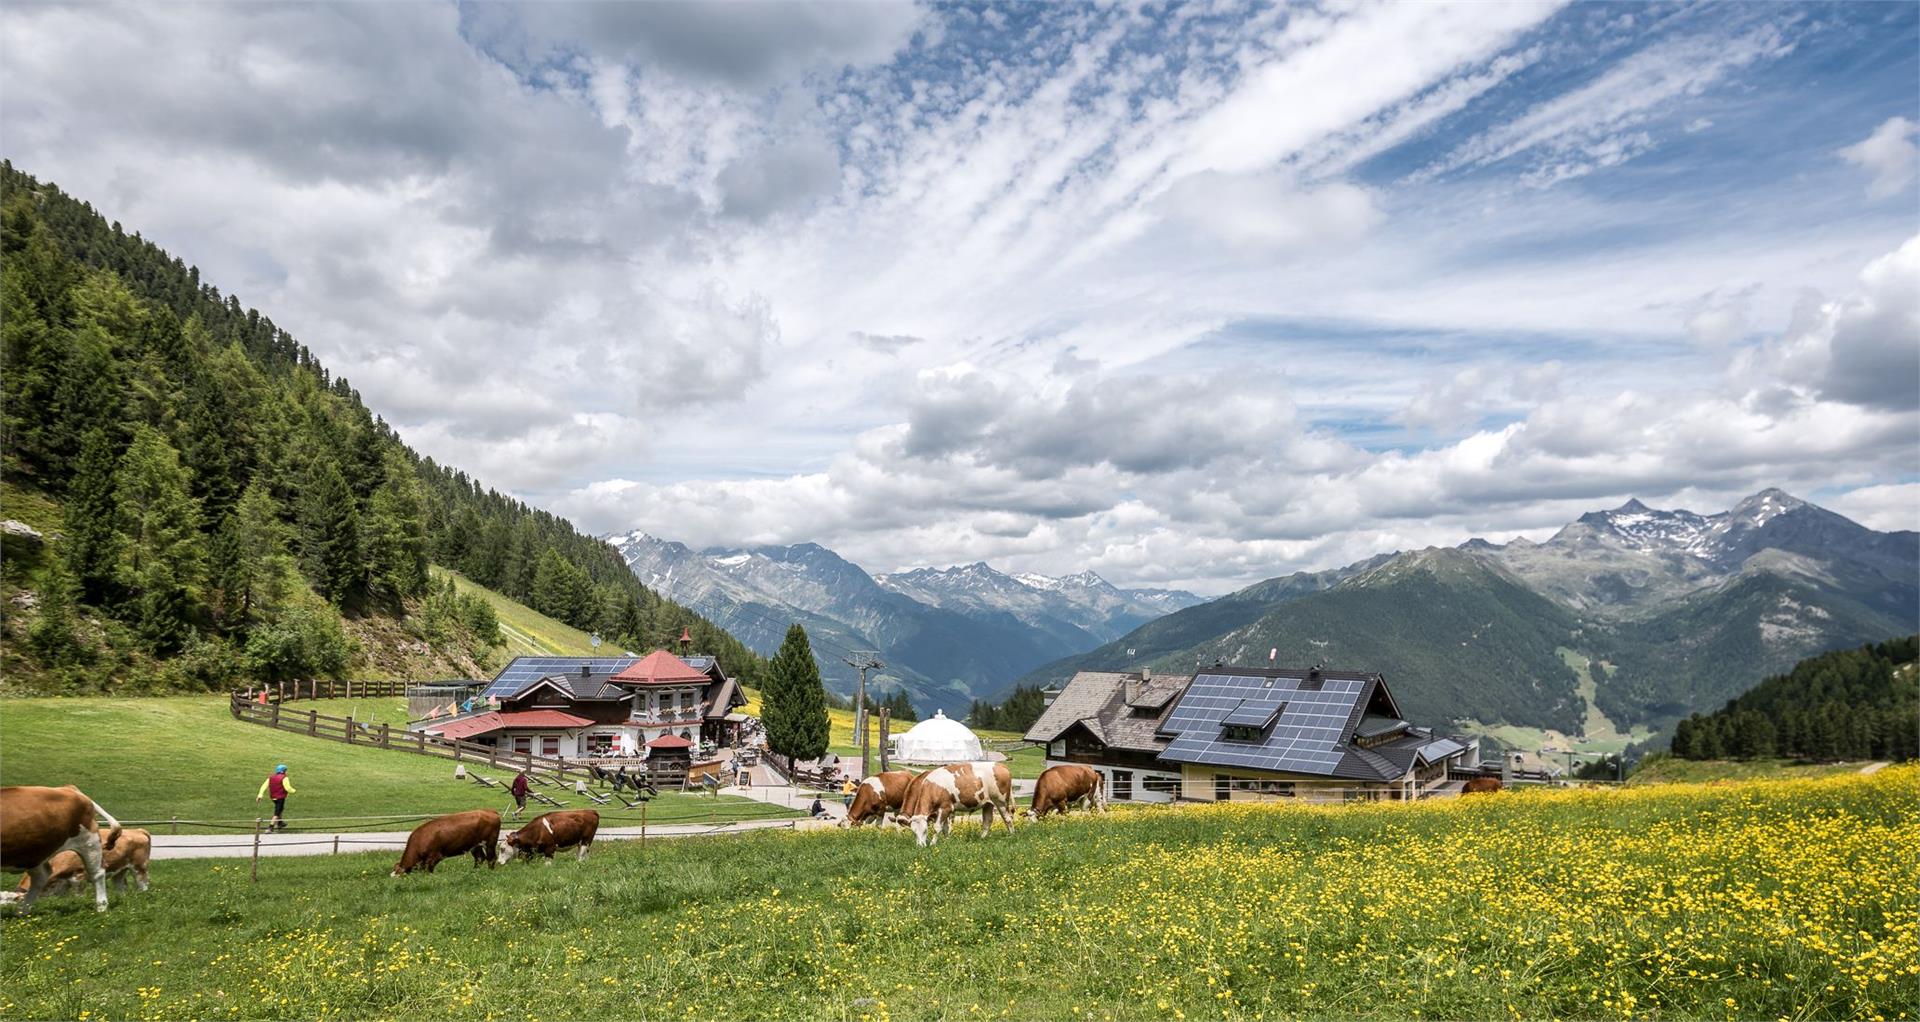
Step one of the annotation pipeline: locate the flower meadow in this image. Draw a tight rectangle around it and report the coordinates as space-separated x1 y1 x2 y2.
2 768 1914 1021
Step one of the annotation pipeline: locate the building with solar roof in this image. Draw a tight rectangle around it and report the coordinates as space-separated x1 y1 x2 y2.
1156 664 1477 802
418 650 749 760
1028 663 1479 804
1024 669 1193 803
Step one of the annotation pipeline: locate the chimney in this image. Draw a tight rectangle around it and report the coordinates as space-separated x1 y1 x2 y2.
1041 685 1061 707
579 663 590 677
1141 667 1152 682
1124 679 1141 706
678 626 692 653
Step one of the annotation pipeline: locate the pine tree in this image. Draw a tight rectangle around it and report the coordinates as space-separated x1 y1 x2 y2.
363 451 428 604
116 424 203 653
65 427 124 605
231 478 293 620
530 548 576 621
763 624 830 764
28 547 84 665
206 514 248 630
298 459 363 606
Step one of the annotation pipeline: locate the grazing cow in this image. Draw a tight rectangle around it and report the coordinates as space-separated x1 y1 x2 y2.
891 762 1016 847
499 810 599 864
0 785 122 914
391 809 500 876
16 828 151 897
840 770 918 828
1461 777 1503 795
1028 765 1107 819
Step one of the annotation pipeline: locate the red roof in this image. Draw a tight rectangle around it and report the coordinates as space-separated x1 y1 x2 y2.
611 650 711 685
646 734 693 749
433 710 592 741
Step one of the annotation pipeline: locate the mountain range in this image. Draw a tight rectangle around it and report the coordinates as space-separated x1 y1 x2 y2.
1015 489 1918 740
612 533 1201 713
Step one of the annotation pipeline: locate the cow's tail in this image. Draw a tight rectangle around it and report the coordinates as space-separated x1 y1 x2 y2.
92 800 123 851
1096 770 1108 811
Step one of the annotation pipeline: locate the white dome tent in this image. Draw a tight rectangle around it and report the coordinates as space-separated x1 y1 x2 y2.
891 709 985 764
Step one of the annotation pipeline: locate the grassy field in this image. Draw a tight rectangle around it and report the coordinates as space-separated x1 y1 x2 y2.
0 697 791 828
1 769 1913 1021
1626 754 1871 786
434 568 603 659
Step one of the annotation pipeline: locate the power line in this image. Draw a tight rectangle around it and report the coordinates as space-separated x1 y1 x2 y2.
842 651 885 777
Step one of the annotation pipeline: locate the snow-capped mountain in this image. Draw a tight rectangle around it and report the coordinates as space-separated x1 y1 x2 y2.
1015 488 1916 736
875 562 1201 648
610 533 1197 712
1489 488 1917 617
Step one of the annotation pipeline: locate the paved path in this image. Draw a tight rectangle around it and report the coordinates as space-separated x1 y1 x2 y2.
1859 761 1890 775
150 818 807 860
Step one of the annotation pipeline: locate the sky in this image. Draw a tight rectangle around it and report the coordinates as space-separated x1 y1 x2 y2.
4 0 1916 595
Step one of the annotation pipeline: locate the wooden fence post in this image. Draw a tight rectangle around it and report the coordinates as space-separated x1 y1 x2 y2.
251 819 262 883
640 800 647 844
332 834 340 856
170 815 179 836
269 701 281 728
380 723 391 749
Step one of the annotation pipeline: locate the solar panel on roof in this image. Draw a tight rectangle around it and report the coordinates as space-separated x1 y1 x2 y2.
1157 670 1370 776
480 656 640 700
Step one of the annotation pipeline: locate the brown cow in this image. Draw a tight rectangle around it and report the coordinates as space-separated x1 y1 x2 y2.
1461 777 1503 795
391 809 500 875
840 770 919 828
0 785 122 913
891 761 1016 847
1027 765 1107 819
498 810 599 864
17 828 151 897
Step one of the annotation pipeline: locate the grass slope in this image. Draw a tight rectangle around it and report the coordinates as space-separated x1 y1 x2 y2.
0 697 788 827
2 769 1914 1021
434 568 603 659
1625 754 1869 785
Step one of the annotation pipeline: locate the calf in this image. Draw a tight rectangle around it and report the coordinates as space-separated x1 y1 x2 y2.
499 810 599 864
17 828 151 897
392 809 500 875
840 770 918 828
0 785 122 913
1028 765 1106 819
892 761 1016 847
1461 777 1503 795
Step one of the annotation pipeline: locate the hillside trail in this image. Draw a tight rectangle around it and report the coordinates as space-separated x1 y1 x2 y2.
1858 761 1890 775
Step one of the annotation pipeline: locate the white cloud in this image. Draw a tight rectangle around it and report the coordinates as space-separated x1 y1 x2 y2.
1838 116 1919 200
1824 483 1920 533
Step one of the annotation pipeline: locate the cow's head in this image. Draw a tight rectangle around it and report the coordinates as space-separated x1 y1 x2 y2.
497 830 531 864
905 814 934 847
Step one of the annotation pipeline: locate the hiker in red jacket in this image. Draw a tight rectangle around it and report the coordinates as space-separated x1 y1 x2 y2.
255 764 295 831
510 770 530 818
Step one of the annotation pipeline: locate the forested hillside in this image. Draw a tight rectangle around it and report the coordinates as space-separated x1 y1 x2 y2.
0 164 762 692
1671 637 1917 762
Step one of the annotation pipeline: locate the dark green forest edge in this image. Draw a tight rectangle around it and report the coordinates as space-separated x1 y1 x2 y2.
1670 637 1918 762
0 164 763 693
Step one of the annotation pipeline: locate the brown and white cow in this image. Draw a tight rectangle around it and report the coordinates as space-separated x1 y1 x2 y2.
1461 777 1503 795
17 828 151 897
0 785 122 913
392 809 500 875
839 770 919 828
1027 765 1107 819
891 761 1016 847
498 810 599 864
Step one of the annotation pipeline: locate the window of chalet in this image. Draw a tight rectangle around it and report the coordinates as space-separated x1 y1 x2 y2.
1112 770 1133 800
1213 774 1231 800
1141 774 1178 797
585 733 618 756
513 737 532 754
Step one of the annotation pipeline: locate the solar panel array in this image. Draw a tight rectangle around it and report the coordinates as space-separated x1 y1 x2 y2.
1160 672 1367 776
480 656 640 700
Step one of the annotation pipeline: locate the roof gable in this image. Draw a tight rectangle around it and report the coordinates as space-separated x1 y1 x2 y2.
612 650 712 685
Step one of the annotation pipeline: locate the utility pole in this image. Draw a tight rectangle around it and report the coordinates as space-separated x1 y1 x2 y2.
842 652 884 779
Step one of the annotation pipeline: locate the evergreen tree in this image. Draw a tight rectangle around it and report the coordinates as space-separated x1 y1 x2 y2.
206 514 248 630
763 624 830 764
298 459 363 605
116 424 203 653
880 687 918 723
231 478 293 620
28 548 84 665
363 451 428 604
530 548 576 621
64 427 123 605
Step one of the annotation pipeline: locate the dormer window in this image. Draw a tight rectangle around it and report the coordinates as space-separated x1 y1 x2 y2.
1220 701 1284 742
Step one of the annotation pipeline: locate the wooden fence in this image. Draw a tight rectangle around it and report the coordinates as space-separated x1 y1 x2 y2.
228 688 599 785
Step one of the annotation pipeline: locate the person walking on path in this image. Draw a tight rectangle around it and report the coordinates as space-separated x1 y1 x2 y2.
840 776 857 809
510 770 530 818
256 764 295 831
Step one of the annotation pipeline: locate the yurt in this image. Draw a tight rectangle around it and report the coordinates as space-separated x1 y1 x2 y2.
891 709 985 763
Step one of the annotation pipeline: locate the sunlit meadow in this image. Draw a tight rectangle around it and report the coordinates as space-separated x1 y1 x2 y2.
2 768 1914 1021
